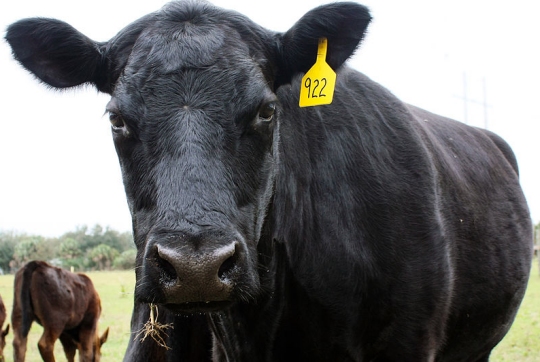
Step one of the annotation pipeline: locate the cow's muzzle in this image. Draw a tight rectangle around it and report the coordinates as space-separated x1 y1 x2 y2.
141 233 242 311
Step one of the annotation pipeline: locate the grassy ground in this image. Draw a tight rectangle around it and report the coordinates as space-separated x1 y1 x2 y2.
0 263 538 361
491 265 540 361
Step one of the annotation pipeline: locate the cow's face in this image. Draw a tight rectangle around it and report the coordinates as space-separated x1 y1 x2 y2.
91 327 109 362
6 1 371 312
107 6 280 311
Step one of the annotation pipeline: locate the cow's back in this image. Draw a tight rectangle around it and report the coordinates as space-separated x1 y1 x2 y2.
272 67 532 360
15 261 99 331
33 262 97 329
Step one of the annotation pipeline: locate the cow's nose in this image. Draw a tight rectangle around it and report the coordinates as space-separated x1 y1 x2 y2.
155 242 238 304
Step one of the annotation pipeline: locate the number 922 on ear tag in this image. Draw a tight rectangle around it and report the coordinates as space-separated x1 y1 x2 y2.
299 38 336 107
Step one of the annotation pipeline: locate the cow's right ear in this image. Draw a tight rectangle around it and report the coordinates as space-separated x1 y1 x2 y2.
5 18 109 92
274 2 372 87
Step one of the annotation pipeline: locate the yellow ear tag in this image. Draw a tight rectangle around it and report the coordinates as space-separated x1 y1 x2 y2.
299 38 336 107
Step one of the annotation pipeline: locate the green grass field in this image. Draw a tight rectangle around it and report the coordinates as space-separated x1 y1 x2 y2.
0 264 538 361
492 266 540 361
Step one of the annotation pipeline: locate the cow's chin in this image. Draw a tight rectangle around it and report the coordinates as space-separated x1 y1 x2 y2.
162 301 234 314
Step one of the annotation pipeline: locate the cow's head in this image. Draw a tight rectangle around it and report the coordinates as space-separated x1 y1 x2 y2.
92 327 109 362
73 326 108 361
6 1 371 313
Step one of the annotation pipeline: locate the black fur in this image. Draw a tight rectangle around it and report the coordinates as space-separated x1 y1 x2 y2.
6 1 533 361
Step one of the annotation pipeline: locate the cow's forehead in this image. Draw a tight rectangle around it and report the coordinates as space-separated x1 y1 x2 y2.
113 1 263 75
111 2 270 110
127 18 244 75
114 45 267 120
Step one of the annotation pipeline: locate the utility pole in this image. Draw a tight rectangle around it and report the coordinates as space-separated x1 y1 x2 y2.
482 77 489 129
454 72 491 129
462 72 468 124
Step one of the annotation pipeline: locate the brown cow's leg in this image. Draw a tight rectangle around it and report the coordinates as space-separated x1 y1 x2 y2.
77 329 95 362
12 332 28 362
11 309 28 362
11 292 27 362
37 328 61 362
59 334 77 362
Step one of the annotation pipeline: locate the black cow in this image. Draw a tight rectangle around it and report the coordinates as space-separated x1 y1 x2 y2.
6 1 533 361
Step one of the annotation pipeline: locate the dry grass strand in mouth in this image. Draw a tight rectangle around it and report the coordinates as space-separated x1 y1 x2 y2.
134 303 174 350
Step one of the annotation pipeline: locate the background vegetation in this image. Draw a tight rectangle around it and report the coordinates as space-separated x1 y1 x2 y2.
0 225 135 273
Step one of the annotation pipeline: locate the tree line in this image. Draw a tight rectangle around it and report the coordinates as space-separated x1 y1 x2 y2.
0 224 135 274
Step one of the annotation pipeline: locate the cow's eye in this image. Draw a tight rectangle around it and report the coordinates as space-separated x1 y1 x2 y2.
109 112 132 137
109 112 126 131
258 102 276 122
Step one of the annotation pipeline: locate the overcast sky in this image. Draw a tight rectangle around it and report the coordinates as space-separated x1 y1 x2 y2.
1 0 539 237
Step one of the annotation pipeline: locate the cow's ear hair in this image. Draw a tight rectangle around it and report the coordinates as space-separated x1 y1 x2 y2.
5 18 109 92
2 324 9 337
274 2 371 86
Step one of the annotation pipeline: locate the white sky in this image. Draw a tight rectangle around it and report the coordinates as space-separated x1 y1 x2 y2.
1 0 539 237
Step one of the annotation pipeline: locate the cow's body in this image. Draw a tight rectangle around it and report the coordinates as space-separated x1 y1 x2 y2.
11 261 108 362
0 293 9 359
6 1 532 361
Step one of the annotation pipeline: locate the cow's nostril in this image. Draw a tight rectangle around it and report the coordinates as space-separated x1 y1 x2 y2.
157 254 178 282
218 254 237 280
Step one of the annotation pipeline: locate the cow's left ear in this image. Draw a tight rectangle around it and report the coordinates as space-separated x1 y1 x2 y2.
275 2 371 86
100 327 110 346
5 18 108 91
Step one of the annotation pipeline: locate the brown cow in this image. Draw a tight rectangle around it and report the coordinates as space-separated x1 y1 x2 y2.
0 293 10 361
11 261 108 362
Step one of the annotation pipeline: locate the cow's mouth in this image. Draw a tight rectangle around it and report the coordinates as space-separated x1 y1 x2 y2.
163 300 233 314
